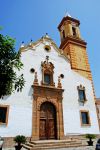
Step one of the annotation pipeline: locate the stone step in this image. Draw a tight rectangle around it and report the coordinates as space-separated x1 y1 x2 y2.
30 141 82 146
23 139 83 150
30 139 81 145
26 142 34 147
23 144 32 150
31 144 83 150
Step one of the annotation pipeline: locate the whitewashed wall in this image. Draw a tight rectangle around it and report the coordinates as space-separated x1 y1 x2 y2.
0 38 99 137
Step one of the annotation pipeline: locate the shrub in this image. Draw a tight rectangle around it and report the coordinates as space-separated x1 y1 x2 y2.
85 134 96 140
14 135 26 145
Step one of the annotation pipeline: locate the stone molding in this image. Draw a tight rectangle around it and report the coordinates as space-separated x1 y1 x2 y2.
32 83 64 140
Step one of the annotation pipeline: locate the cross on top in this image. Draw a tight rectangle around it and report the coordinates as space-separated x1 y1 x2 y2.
46 56 49 63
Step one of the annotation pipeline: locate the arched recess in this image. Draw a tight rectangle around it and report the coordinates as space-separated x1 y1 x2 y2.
37 98 58 111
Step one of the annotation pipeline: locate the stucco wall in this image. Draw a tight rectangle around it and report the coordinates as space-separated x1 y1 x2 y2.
0 39 99 137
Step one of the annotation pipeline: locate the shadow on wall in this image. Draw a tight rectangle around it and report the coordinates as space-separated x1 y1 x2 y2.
0 95 10 101
0 86 33 101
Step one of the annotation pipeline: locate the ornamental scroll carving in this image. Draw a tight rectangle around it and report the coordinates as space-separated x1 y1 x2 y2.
41 56 55 86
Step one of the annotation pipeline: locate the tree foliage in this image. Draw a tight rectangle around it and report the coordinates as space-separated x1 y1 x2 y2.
0 34 25 98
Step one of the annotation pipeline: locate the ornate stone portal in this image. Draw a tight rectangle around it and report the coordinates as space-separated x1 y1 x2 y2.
32 56 64 140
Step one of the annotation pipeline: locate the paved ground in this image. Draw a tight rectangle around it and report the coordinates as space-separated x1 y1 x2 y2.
3 146 96 150
51 146 95 150
53 147 94 150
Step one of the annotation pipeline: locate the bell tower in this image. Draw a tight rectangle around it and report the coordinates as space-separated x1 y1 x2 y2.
58 15 92 80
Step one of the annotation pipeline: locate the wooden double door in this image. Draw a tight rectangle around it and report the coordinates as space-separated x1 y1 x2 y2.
39 102 57 140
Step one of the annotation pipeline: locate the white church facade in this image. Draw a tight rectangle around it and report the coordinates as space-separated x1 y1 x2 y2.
0 15 99 140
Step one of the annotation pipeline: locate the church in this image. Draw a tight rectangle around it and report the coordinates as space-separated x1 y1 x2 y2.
0 15 99 142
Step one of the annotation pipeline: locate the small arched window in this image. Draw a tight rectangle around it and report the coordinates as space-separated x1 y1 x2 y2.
72 27 77 37
62 30 65 39
44 73 51 85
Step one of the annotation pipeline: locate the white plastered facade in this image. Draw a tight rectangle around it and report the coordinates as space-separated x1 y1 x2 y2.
0 37 99 137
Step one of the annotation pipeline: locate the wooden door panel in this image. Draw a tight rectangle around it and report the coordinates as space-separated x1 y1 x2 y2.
39 102 56 140
48 119 55 139
39 119 46 139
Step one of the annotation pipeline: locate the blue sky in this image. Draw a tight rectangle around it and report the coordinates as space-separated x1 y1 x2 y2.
0 0 100 97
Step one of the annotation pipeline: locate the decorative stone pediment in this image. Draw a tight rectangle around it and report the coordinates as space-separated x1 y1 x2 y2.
77 84 85 90
41 56 54 73
41 56 55 86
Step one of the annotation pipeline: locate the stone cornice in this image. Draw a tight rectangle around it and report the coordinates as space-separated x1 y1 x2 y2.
59 36 87 49
71 67 91 73
33 84 64 92
58 16 80 31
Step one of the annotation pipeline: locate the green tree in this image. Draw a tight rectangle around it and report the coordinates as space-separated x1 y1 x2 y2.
0 33 25 98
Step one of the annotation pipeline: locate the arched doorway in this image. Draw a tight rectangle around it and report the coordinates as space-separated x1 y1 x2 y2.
39 102 57 140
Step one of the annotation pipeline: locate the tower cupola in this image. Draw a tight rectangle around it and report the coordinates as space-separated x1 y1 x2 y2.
58 15 81 42
58 15 92 81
